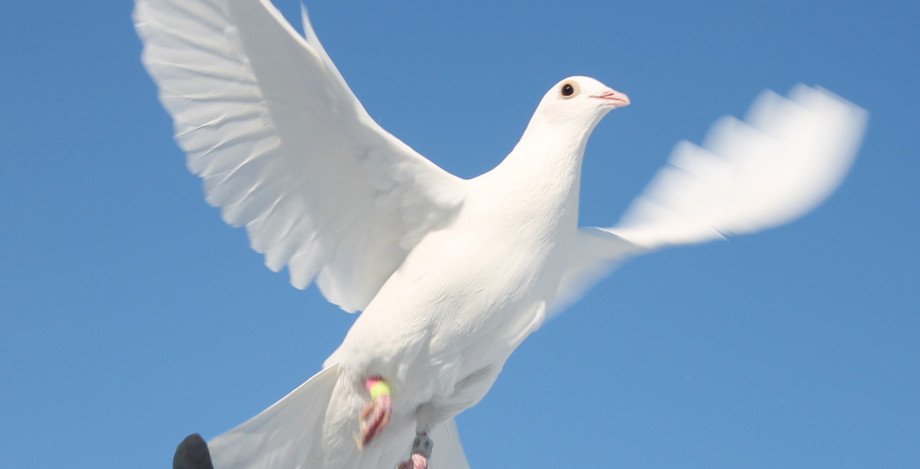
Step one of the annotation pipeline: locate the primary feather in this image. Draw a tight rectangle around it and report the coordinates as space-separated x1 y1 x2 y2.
133 0 866 467
135 0 464 313
553 86 867 315
611 85 866 249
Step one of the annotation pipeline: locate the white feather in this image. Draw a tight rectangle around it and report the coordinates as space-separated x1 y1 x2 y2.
610 85 866 249
134 0 464 313
553 85 867 314
208 364 471 469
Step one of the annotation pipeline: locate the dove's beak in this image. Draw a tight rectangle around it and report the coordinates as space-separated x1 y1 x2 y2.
594 89 630 108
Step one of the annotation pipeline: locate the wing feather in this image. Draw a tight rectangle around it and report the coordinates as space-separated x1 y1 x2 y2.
134 0 466 312
552 85 866 315
611 85 866 249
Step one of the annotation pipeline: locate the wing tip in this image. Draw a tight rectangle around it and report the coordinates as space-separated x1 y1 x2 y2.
611 84 866 250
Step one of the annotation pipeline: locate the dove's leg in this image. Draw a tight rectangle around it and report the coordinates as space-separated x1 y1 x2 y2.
356 376 432 469
393 365 499 468
357 376 393 448
397 432 433 469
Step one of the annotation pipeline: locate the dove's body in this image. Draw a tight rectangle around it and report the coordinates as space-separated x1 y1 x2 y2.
332 96 597 383
320 98 602 467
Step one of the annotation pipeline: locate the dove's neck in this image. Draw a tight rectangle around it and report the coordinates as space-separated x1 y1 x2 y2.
475 115 601 233
500 115 599 195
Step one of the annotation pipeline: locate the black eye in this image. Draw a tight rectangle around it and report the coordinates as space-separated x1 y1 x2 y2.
561 83 575 97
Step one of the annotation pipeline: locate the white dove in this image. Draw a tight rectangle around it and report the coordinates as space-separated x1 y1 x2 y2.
133 0 867 468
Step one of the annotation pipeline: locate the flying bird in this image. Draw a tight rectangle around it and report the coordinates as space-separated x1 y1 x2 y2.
133 0 867 468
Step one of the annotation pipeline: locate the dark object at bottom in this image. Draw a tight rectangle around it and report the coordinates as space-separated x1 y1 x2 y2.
173 433 214 469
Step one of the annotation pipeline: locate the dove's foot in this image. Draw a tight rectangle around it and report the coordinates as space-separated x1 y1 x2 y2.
357 376 392 448
397 433 432 469
398 453 429 469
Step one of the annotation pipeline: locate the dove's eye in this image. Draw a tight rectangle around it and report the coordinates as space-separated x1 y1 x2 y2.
560 82 578 99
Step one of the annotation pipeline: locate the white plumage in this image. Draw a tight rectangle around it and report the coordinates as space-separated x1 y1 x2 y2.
133 1 866 468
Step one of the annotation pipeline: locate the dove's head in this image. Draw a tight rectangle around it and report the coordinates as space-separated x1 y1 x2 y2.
508 76 630 168
532 76 630 129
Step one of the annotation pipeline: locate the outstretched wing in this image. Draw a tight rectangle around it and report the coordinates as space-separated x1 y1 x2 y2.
552 85 867 315
611 85 866 249
134 0 465 313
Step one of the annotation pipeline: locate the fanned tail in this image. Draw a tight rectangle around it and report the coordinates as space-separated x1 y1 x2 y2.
207 365 340 469
427 418 471 469
189 363 469 469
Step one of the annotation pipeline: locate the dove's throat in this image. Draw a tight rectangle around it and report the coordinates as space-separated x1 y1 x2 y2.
492 119 597 214
465 127 593 256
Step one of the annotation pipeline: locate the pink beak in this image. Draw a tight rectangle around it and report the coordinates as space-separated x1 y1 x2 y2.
594 89 630 108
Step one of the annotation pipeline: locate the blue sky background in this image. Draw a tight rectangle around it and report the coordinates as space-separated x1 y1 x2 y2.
2 1 918 467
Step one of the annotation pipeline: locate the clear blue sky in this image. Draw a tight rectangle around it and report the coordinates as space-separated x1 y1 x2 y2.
2 1 918 467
